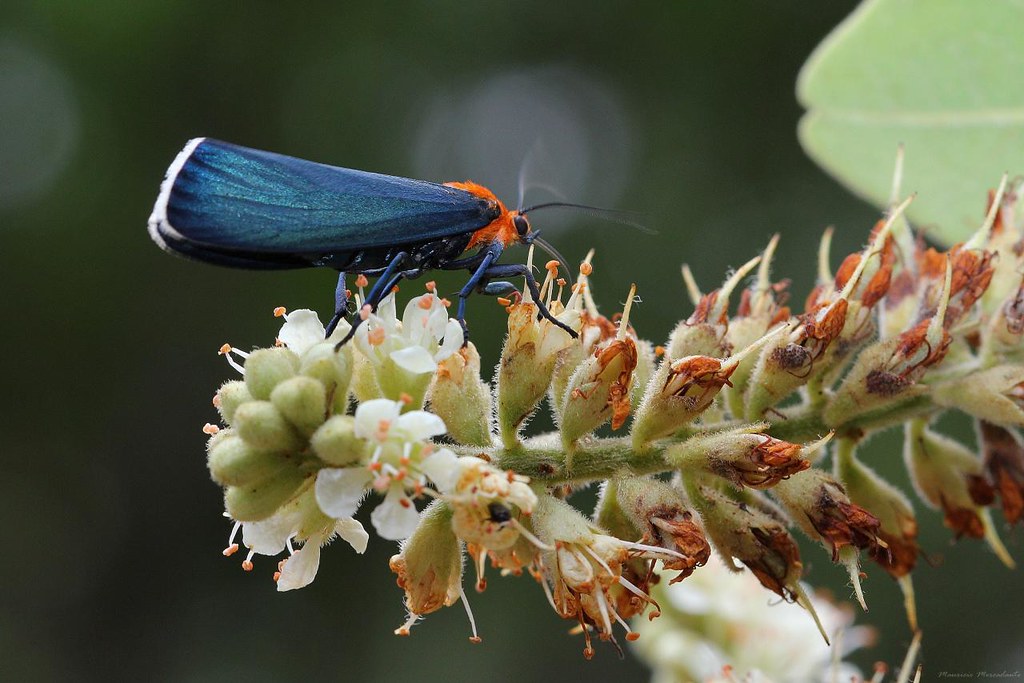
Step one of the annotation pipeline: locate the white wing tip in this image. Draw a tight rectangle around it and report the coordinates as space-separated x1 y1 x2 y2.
147 137 207 250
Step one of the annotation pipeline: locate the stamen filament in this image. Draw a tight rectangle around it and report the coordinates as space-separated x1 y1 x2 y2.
458 585 482 643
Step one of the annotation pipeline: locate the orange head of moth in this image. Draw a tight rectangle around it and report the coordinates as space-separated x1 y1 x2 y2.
446 181 531 250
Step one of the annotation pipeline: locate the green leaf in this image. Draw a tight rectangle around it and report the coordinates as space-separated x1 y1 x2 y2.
798 0 1024 244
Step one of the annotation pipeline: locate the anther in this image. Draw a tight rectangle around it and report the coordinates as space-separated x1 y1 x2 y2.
359 304 372 321
273 306 287 317
418 295 434 309
203 423 220 435
222 543 239 557
546 259 561 272
218 343 231 355
425 281 436 292
579 262 593 276
355 274 369 287
212 393 221 408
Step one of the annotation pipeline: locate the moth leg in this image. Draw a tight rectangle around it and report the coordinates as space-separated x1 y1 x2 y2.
480 281 519 298
456 243 504 345
479 263 578 339
324 272 349 338
334 252 409 349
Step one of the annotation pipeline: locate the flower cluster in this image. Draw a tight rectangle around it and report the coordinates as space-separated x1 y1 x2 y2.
195 174 1024 676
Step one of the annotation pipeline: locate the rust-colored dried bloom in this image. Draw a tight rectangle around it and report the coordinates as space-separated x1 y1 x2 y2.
670 429 814 489
903 421 1013 568
607 477 711 585
773 469 882 610
919 244 995 329
663 356 734 408
648 512 712 583
877 318 951 388
668 255 761 359
979 420 1024 525
630 355 736 447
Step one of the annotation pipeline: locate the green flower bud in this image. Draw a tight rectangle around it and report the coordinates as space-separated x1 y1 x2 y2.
208 432 298 486
300 341 353 414
429 343 492 447
270 375 327 437
309 415 364 466
496 301 577 446
224 467 311 521
244 347 299 400
233 400 304 453
350 348 383 403
389 501 462 629
215 380 252 425
932 365 1024 429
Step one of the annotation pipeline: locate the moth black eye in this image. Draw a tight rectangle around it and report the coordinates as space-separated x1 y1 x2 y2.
487 502 513 523
513 214 530 238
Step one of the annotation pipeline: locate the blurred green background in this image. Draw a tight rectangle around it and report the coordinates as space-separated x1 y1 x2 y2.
2 1 1021 680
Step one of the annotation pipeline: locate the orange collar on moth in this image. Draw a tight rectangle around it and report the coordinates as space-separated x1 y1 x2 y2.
446 180 520 249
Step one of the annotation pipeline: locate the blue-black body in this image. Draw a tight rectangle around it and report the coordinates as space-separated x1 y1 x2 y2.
147 138 576 343
149 138 501 272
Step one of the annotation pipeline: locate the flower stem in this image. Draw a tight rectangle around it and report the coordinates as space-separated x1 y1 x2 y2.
462 393 939 486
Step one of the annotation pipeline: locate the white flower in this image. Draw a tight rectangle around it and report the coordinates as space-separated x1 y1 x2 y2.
276 308 351 356
631 553 870 682
223 492 369 592
314 398 460 540
442 456 538 550
353 292 462 375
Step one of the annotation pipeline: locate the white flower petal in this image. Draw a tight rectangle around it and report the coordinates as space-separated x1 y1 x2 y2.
324 318 353 345
315 467 372 519
276 543 322 591
390 345 438 374
419 448 460 493
334 518 369 554
435 319 463 363
402 296 431 332
426 305 449 340
394 409 447 441
241 510 298 555
353 398 403 439
377 293 398 329
371 489 421 540
278 310 326 356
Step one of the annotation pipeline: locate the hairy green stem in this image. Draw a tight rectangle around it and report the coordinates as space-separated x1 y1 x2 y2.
455 393 939 486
